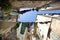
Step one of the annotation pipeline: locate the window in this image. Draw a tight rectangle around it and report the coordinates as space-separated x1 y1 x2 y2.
20 23 27 34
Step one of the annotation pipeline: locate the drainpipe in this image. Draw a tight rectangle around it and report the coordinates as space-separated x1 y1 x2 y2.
33 22 37 37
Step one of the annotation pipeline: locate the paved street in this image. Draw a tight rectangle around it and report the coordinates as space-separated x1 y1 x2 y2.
5 29 17 40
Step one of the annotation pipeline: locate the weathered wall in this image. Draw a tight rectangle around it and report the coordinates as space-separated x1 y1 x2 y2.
17 23 28 40
36 15 51 22
36 15 60 40
36 15 51 40
51 18 60 36
11 1 49 9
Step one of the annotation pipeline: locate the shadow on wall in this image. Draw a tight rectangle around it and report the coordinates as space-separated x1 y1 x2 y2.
47 27 51 38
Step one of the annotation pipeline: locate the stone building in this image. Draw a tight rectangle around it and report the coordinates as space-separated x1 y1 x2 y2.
35 14 60 40
0 22 17 40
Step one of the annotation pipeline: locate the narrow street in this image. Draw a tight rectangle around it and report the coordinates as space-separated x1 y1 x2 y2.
4 29 17 40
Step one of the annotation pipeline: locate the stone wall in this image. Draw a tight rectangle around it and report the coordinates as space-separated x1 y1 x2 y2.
51 18 60 36
11 1 49 9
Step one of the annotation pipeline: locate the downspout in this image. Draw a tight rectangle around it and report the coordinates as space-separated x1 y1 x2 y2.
33 22 37 37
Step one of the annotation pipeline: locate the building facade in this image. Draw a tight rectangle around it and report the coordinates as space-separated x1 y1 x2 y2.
35 14 60 40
